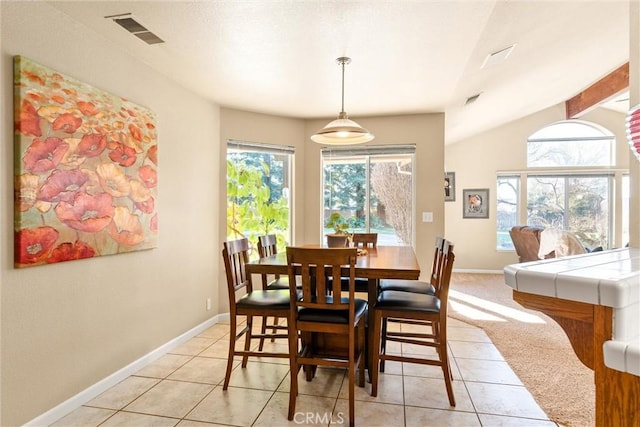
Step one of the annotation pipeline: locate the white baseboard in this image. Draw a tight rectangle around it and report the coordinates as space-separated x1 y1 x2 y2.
25 314 228 427
453 268 505 274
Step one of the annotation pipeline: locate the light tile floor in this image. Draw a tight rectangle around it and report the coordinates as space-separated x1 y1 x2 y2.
51 318 559 426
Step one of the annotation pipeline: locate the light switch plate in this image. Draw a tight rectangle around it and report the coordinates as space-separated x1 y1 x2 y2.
422 212 433 222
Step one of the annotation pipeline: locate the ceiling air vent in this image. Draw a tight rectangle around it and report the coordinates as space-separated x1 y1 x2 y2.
481 44 516 69
465 93 481 105
105 13 164 45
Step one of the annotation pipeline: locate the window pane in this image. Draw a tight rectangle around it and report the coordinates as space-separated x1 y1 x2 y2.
370 155 413 245
496 176 519 250
527 121 613 167
527 175 611 249
527 176 566 229
227 144 292 257
323 156 366 234
567 176 609 249
323 151 414 246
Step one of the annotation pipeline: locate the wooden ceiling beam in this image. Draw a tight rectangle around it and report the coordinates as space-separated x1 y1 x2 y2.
565 62 629 119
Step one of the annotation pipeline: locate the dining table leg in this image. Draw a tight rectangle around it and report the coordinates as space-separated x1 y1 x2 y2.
367 277 378 382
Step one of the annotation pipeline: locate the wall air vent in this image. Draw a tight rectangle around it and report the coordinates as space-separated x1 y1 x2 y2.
105 13 164 45
465 93 481 105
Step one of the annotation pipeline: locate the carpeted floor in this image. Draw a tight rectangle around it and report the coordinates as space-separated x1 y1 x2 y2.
448 272 595 427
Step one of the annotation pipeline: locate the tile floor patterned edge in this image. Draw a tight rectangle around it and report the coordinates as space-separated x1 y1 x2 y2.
51 318 559 427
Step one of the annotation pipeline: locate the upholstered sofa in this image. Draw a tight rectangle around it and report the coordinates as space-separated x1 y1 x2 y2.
509 225 549 262
509 225 594 263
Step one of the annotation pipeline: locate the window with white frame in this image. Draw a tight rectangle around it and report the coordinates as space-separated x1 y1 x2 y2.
227 140 293 256
321 145 415 246
497 120 625 251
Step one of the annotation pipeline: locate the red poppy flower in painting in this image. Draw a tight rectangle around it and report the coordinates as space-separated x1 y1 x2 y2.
129 124 142 141
17 99 42 137
96 163 131 197
52 113 82 134
54 191 115 233
108 206 144 246
136 196 155 214
77 134 107 158
77 101 99 116
23 137 69 173
138 165 157 188
15 226 59 265
46 240 96 263
38 169 89 203
108 142 137 167
147 145 158 165
150 213 158 233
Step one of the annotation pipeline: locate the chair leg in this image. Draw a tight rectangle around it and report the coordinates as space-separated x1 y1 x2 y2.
223 316 237 390
439 324 456 407
348 330 356 427
371 310 382 397
380 317 387 372
358 321 365 387
258 315 268 351
271 316 279 342
287 318 299 421
242 316 253 368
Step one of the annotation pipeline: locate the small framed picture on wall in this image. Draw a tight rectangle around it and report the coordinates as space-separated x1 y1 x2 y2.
463 188 489 218
444 172 455 202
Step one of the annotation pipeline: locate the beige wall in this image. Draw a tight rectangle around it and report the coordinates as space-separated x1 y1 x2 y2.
304 114 446 274
1 3 221 425
445 104 629 271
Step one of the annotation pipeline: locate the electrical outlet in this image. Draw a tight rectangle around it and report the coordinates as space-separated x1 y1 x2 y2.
206 297 211 311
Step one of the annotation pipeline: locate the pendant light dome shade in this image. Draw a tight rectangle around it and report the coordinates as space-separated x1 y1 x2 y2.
311 57 374 145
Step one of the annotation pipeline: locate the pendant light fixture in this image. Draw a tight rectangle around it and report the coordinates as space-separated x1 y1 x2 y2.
311 57 374 145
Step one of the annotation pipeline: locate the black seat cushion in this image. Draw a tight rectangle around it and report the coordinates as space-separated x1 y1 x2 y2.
298 297 367 324
376 290 440 313
236 289 291 308
266 276 302 290
378 279 435 295
326 277 370 293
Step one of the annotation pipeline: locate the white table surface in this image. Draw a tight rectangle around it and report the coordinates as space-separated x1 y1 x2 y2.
504 248 640 377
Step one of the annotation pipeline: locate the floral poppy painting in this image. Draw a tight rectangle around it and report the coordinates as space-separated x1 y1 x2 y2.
13 56 158 268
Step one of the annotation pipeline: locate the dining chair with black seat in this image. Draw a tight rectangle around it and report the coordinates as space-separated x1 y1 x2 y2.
333 232 378 293
285 246 366 427
370 239 456 407
378 236 444 295
221 238 292 390
256 234 302 349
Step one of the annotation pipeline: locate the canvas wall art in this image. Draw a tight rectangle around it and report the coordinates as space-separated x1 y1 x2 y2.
13 56 158 268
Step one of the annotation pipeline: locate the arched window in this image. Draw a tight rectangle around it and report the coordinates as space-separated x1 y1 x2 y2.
497 120 625 251
527 120 614 167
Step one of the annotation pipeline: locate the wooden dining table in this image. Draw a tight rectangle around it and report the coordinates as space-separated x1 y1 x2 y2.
245 245 421 374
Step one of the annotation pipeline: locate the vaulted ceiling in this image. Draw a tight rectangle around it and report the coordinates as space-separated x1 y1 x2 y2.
49 1 630 143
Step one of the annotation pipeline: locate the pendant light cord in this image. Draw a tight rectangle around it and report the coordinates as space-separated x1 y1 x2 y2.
341 60 345 114
336 57 351 117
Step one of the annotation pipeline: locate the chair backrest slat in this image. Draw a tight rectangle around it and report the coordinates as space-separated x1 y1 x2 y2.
436 240 455 317
352 233 378 248
257 234 281 287
430 237 446 290
287 247 356 311
222 238 252 301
